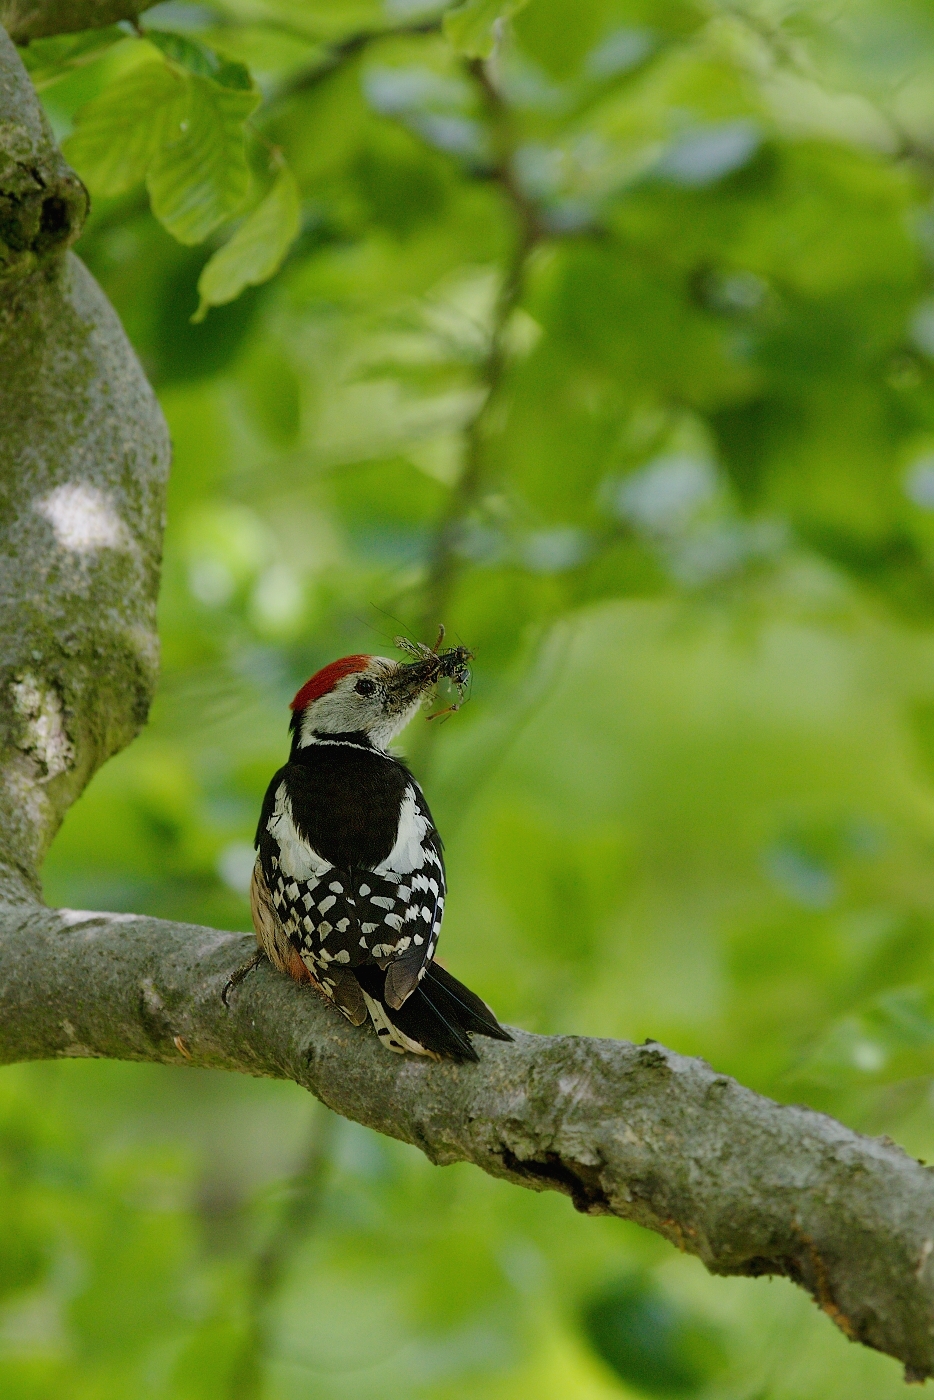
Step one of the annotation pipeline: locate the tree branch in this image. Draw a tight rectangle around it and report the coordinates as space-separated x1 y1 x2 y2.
1 0 155 44
3 18 934 1385
264 18 443 108
1 901 934 1380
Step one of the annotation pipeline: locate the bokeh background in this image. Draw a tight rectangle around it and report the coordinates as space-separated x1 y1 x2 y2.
7 0 934 1394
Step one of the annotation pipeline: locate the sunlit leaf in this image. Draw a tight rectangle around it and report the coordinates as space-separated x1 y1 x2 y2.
193 166 301 322
147 74 260 244
62 58 184 197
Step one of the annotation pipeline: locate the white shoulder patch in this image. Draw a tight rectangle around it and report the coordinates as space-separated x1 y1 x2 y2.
374 785 431 876
267 783 332 882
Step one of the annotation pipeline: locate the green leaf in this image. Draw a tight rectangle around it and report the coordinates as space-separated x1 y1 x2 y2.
64 49 261 246
144 30 253 90
146 75 260 245
19 26 126 91
442 0 530 58
193 166 301 322
63 58 185 198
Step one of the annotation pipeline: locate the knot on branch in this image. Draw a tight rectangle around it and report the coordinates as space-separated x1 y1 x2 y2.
0 155 87 270
0 25 88 277
500 1145 611 1214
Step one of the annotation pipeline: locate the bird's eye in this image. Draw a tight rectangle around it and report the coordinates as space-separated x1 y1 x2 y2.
354 677 377 697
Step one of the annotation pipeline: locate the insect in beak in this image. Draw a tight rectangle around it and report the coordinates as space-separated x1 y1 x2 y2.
393 625 475 717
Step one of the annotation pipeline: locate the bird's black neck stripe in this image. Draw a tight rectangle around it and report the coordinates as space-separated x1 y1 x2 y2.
290 730 386 761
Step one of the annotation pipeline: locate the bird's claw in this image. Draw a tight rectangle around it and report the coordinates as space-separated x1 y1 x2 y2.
222 948 266 1007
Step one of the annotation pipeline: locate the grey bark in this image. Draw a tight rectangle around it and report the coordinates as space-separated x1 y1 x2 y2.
1 17 934 1387
0 22 169 904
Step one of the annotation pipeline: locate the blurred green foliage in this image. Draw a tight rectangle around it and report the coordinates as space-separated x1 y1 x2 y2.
582 1274 728 1394
8 0 934 1394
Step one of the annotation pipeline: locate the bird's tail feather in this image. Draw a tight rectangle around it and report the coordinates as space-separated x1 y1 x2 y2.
424 964 514 1042
354 963 512 1063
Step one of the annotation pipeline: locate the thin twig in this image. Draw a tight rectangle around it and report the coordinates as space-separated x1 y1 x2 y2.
263 17 444 110
404 56 543 776
419 57 542 629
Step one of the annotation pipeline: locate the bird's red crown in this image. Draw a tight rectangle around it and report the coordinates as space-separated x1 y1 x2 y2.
290 655 369 711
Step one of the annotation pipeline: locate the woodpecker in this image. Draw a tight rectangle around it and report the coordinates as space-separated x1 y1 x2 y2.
249 646 512 1062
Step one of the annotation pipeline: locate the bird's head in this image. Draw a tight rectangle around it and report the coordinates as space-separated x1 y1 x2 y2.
288 652 444 753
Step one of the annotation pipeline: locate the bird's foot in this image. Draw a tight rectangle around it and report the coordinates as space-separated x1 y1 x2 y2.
222 948 266 1007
